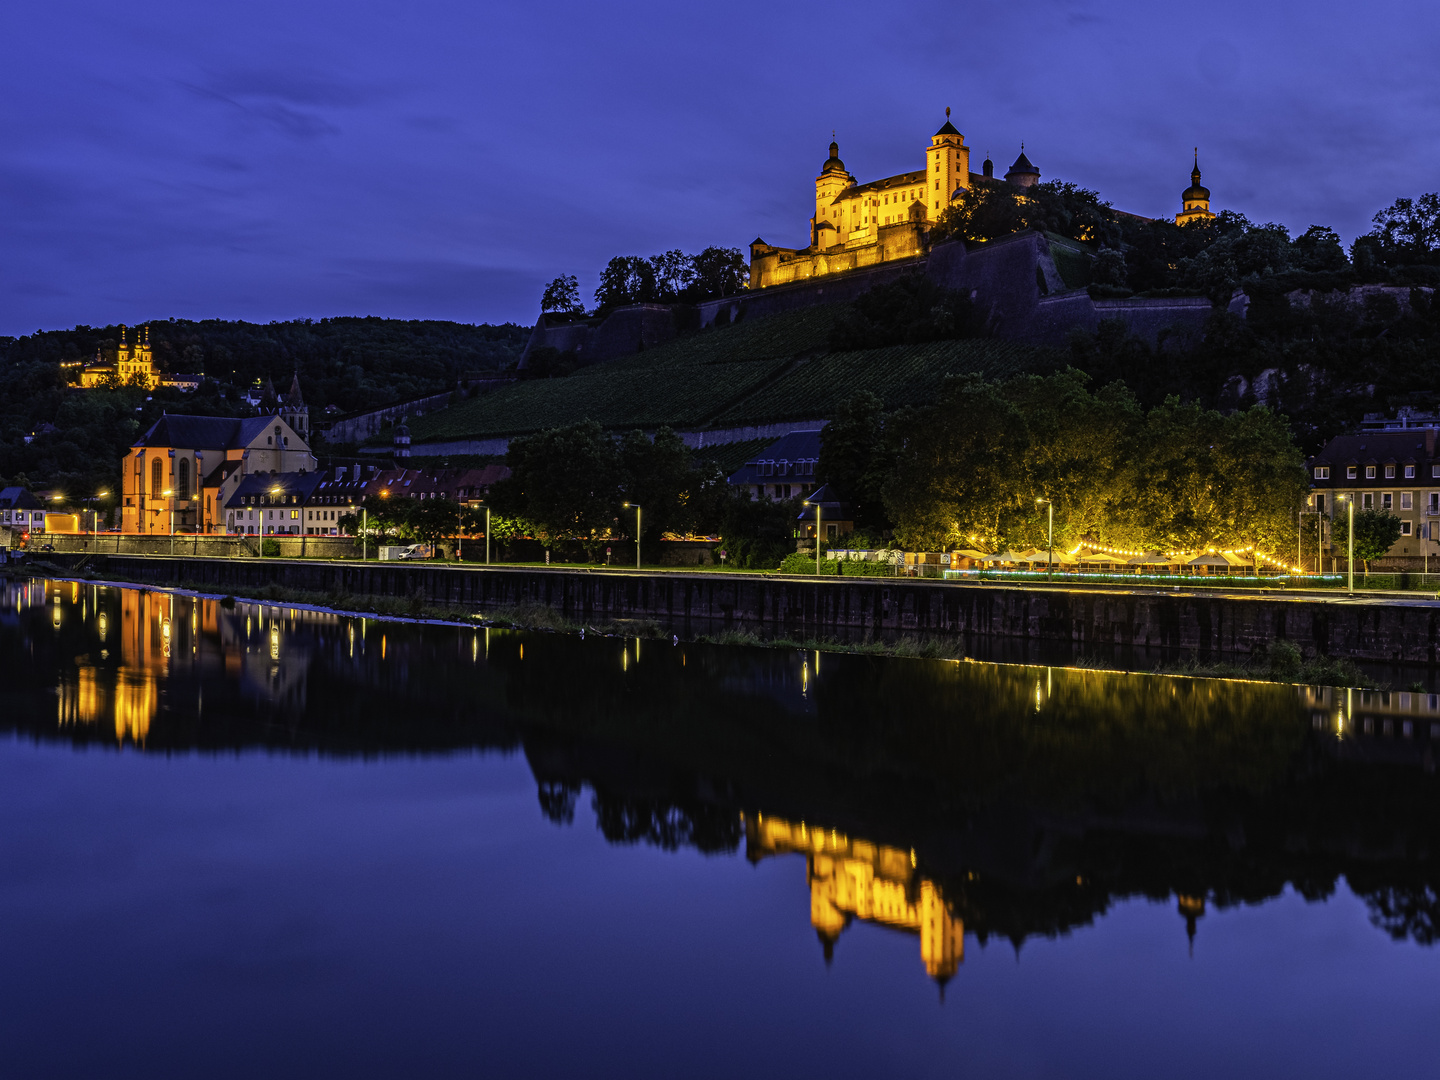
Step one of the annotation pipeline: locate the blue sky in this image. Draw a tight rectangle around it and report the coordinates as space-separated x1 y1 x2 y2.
4 0 1438 335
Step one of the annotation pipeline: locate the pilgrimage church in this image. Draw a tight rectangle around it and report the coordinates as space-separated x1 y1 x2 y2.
750 110 1216 290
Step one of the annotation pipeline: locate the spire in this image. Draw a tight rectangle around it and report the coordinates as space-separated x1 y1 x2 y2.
1192 147 1202 186
286 370 304 406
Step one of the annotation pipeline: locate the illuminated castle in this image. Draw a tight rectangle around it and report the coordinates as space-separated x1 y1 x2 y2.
749 110 1218 290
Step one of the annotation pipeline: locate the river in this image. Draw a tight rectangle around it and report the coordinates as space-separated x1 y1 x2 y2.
2 578 1437 1078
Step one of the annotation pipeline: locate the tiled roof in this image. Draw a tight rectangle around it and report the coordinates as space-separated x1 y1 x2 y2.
728 430 822 484
135 414 278 450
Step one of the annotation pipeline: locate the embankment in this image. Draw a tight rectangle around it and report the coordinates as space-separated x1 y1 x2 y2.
38 554 1440 665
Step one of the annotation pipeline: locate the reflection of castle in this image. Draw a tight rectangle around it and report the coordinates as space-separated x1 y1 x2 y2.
744 812 964 988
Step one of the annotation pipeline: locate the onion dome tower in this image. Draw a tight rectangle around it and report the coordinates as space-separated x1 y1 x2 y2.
1176 150 1216 226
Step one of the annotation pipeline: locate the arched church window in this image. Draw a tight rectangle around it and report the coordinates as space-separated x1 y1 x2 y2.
151 458 162 497
178 458 190 501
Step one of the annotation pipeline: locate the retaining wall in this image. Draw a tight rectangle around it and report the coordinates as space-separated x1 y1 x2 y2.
48 555 1440 664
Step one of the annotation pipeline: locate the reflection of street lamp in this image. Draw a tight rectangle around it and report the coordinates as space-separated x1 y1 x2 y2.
803 499 821 578
622 502 641 570
1036 498 1054 579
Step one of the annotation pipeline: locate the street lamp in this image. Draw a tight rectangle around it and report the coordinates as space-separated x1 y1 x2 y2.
803 499 822 578
1340 494 1354 595
1036 497 1054 579
161 490 175 554
267 485 285 557
622 503 641 570
477 501 491 566
87 491 109 550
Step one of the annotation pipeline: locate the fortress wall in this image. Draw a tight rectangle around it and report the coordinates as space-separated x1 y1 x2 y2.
701 259 924 328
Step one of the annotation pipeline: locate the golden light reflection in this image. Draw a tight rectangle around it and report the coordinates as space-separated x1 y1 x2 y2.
744 812 964 986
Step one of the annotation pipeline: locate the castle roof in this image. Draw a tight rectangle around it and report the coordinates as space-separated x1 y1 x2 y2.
934 119 961 137
1008 150 1037 173
830 170 926 203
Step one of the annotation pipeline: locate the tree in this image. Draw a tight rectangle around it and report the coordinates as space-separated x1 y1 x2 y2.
649 251 696 301
818 391 893 531
884 375 1029 551
617 426 697 546
505 420 622 550
594 256 658 312
1291 226 1349 272
1332 508 1404 574
1367 193 1440 263
829 274 979 350
541 275 584 315
690 247 749 298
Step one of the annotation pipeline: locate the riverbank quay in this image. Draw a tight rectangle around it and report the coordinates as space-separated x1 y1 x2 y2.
29 553 1440 665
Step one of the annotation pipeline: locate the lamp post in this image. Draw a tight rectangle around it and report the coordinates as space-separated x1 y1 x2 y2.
361 504 368 561
803 499 822 578
159 490 176 554
622 503 641 569
267 485 284 558
86 491 109 550
478 502 490 565
1341 494 1354 595
1036 497 1054 579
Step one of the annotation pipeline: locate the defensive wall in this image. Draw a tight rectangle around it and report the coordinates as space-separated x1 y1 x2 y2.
521 233 1218 367
42 554 1440 665
326 378 517 444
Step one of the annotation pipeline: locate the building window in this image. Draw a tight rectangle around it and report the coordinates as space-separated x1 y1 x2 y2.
177 458 190 501
1348 466 1358 479
1363 493 1374 509
1366 466 1376 479
1432 493 1440 513
1403 521 1413 536
1406 465 1416 478
1383 493 1393 510
1386 464 1396 478
1314 466 1329 479
1403 492 1414 509
151 458 162 497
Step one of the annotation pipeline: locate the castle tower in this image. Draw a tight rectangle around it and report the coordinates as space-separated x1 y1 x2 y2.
926 108 970 216
1176 150 1216 226
813 138 853 250
1004 145 1040 188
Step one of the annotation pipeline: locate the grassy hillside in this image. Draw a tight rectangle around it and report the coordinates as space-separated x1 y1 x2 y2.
412 307 1058 441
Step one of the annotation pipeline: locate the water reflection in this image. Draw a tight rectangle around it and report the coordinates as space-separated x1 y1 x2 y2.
4 577 1440 973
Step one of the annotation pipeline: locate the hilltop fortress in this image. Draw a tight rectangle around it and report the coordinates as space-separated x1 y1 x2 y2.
750 110 1214 290
522 112 1223 366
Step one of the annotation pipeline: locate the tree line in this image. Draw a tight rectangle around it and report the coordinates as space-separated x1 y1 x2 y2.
820 372 1311 558
541 247 749 319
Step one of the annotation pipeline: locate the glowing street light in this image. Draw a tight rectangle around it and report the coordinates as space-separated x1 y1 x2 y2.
622 502 641 570
803 498 821 578
161 489 176 554
1339 493 1354 595
1036 497 1054 579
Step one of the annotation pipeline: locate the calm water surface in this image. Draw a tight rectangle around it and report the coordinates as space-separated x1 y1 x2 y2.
2 579 1439 1078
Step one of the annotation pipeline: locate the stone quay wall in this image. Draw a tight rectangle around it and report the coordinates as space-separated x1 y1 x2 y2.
42 555 1440 665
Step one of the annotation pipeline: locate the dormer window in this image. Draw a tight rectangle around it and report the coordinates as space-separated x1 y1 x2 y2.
1406 465 1416 478
1366 466 1376 479
1347 466 1358 479
1314 466 1330 479
1386 464 1396 478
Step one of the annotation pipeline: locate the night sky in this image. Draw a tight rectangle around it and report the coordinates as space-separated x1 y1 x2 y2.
4 0 1438 336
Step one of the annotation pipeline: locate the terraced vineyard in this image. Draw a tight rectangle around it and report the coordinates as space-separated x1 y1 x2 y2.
408 305 1059 442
